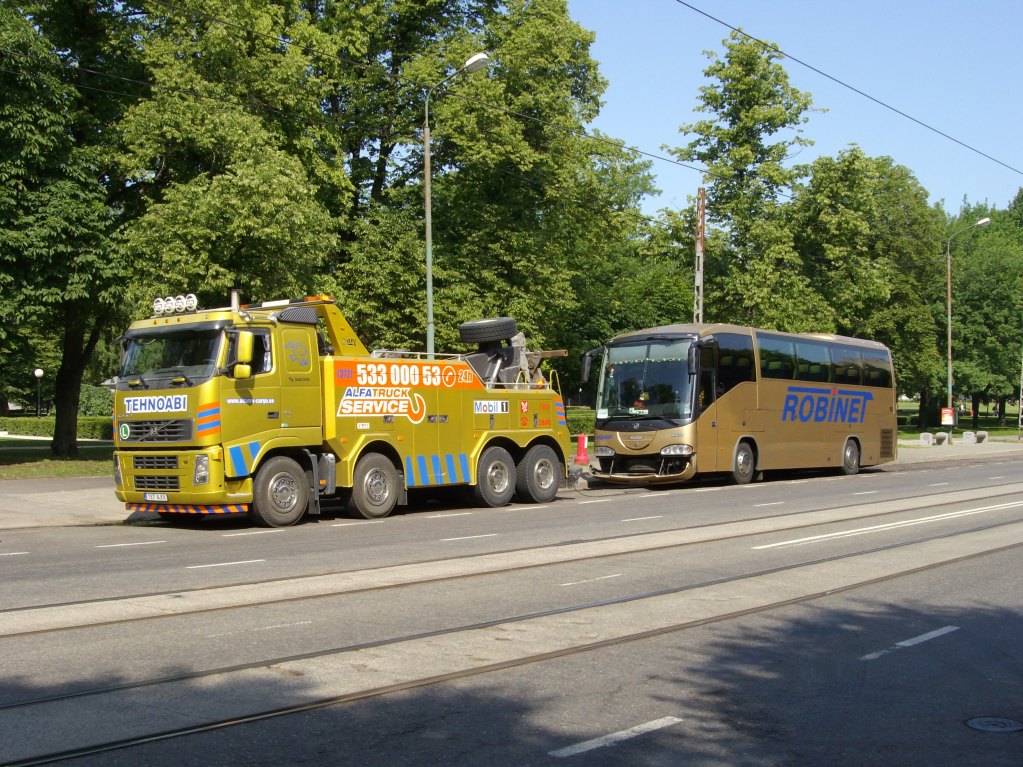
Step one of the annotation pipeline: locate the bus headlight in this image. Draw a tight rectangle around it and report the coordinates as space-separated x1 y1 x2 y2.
660 444 694 457
194 455 210 486
594 446 616 457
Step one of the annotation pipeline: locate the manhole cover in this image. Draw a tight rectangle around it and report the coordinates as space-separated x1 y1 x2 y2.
966 717 1023 733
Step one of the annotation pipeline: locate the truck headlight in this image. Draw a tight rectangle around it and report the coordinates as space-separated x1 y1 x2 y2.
660 444 694 457
594 446 616 457
194 455 210 485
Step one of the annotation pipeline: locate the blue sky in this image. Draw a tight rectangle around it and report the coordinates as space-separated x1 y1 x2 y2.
567 0 1023 216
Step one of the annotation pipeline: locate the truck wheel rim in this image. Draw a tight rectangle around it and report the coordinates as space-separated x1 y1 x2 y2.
366 468 390 505
270 473 298 512
535 458 554 490
488 462 509 494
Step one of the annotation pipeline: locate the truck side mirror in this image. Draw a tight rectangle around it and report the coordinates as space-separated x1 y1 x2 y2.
232 331 254 379
236 331 254 364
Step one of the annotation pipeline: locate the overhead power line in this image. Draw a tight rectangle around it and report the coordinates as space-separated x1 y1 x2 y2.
673 0 1023 177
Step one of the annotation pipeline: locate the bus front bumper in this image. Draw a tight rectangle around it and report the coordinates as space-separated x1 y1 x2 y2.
591 455 697 484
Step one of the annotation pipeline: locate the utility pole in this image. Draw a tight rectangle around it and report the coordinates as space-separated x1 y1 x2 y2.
693 187 706 323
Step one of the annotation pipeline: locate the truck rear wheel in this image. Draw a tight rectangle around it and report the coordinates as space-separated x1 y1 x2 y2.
515 444 561 503
251 456 308 527
349 452 399 519
472 446 515 507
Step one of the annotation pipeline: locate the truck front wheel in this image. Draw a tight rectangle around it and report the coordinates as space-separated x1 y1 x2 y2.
349 453 399 519
251 456 309 527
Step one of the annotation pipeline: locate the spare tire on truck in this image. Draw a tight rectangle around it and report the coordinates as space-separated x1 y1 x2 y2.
458 317 518 345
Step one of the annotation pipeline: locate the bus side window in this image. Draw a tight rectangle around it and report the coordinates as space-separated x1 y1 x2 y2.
716 332 756 397
758 334 796 379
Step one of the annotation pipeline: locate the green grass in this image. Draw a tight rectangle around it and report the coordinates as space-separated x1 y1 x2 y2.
0 438 114 480
897 404 1023 440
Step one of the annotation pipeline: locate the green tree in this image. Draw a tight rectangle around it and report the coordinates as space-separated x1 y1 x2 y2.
667 30 826 329
0 3 138 454
950 206 1023 426
117 0 348 311
787 147 946 414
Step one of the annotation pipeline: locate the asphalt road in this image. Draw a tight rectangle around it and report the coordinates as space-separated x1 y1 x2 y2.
2 455 1023 765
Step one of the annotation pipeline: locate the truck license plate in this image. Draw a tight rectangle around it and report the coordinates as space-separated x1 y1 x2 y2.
144 493 168 502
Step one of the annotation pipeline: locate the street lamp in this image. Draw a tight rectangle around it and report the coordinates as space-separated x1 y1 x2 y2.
424 51 489 356
33 368 43 418
945 216 991 436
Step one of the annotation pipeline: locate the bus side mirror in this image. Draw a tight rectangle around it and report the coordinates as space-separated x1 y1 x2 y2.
581 347 602 383
688 343 699 372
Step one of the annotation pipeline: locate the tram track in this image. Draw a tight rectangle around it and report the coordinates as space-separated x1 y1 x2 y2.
3 519 1023 766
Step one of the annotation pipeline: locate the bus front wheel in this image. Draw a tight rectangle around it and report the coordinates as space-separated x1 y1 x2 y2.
732 442 756 485
841 439 861 476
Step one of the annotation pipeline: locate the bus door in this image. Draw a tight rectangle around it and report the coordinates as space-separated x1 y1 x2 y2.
695 343 719 472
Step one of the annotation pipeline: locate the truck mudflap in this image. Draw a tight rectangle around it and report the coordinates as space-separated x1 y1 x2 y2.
126 503 249 516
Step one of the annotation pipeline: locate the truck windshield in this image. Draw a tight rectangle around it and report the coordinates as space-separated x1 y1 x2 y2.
120 329 222 383
596 338 695 421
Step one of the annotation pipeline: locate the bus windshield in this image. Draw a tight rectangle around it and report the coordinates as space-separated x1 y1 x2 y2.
120 329 222 384
596 338 695 421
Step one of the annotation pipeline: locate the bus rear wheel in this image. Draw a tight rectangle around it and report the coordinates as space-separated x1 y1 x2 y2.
731 442 756 485
841 439 860 475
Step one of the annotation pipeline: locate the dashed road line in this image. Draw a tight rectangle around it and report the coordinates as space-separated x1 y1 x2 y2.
860 626 959 661
549 716 683 758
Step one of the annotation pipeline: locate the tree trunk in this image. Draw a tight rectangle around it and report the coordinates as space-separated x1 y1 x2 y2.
50 314 102 457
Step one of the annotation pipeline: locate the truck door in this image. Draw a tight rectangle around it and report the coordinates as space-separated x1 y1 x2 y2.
279 327 320 429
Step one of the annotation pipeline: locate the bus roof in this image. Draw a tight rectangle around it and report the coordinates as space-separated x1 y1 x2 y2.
608 323 890 351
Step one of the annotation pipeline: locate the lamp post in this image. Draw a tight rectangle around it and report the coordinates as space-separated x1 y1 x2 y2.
945 216 991 436
33 368 43 418
424 51 489 357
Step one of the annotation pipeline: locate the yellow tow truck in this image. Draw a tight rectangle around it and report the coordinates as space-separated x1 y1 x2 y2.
113 293 571 526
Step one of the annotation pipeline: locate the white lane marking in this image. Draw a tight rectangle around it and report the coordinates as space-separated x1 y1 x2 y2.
752 500 1023 550
186 559 266 569
331 521 386 527
427 512 473 519
579 499 611 505
622 515 663 522
853 491 878 496
95 541 167 548
442 534 498 542
206 620 313 638
0 552 29 557
989 476 1005 480
929 482 950 487
754 502 784 508
222 530 284 537
549 716 683 758
639 493 666 498
860 626 959 661
560 574 623 587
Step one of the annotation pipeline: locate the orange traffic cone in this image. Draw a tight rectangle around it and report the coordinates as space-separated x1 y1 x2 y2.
574 434 590 465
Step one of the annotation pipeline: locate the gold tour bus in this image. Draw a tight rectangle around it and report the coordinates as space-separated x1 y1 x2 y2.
581 324 897 485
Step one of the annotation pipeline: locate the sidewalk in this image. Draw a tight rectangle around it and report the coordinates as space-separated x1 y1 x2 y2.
2 438 1023 531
